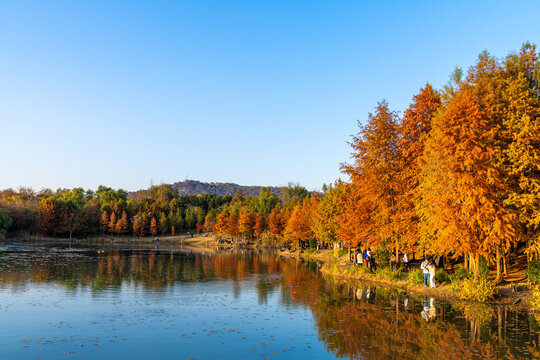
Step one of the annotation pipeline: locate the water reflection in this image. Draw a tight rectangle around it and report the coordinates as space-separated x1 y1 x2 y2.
0 246 539 359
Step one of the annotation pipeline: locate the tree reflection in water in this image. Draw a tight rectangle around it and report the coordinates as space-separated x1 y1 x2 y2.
0 247 539 359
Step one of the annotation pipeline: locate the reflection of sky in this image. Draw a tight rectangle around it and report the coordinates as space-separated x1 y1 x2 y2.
3 249 540 359
1 272 330 359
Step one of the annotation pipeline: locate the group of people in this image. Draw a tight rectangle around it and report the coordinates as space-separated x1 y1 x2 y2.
350 249 443 290
420 257 437 288
352 249 413 273
389 252 409 270
352 248 377 272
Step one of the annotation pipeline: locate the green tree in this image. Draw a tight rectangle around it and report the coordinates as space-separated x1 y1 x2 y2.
254 187 280 215
158 212 168 235
0 207 13 238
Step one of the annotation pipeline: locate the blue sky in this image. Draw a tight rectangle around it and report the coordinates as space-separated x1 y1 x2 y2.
1 0 539 192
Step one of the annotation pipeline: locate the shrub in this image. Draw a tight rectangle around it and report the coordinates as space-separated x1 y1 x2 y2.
452 276 497 302
532 287 540 311
375 266 405 281
408 268 424 285
348 265 370 277
376 249 392 268
338 248 348 257
308 238 317 249
478 256 489 277
527 260 540 285
453 267 473 281
435 268 451 284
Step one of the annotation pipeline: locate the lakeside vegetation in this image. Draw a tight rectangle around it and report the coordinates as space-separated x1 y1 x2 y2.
1 44 539 302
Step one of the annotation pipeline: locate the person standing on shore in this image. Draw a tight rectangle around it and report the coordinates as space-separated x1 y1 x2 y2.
390 253 397 269
428 261 437 288
420 258 430 287
363 250 369 267
403 253 409 271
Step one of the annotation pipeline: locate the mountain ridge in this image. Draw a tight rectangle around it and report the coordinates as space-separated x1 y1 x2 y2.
168 179 282 197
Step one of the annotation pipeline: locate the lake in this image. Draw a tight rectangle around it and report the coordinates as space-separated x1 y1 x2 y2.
1 244 539 359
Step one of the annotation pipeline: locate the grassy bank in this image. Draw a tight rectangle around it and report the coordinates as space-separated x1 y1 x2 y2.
279 248 535 310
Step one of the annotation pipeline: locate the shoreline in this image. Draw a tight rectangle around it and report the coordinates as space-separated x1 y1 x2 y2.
3 237 536 311
3 233 219 253
278 249 535 312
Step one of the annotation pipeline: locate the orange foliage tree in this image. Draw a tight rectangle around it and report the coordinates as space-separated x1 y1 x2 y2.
108 212 116 235
284 195 319 249
341 101 402 254
225 211 239 240
150 217 158 236
397 84 440 253
418 60 518 277
238 210 254 240
253 213 265 238
267 207 286 238
215 212 228 235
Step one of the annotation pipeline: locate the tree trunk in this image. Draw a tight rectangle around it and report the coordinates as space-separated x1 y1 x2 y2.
503 253 508 276
334 242 339 258
475 254 480 278
469 253 480 278
496 249 502 283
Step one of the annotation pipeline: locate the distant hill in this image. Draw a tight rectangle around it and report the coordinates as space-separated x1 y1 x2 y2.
170 180 282 197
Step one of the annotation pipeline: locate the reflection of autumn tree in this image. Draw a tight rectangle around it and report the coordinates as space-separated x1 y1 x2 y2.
277 260 529 360
1 250 539 359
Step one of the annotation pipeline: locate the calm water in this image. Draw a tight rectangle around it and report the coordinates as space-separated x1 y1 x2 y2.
1 245 540 359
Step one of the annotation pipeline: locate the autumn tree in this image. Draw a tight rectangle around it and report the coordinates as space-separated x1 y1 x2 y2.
253 213 265 238
418 58 518 277
115 211 128 236
238 211 254 240
150 217 158 236
499 44 540 266
100 211 109 235
268 207 286 238
38 198 63 236
397 84 441 253
226 211 239 241
284 195 319 250
215 212 228 235
108 212 117 235
341 101 402 254
338 183 372 250
133 216 142 237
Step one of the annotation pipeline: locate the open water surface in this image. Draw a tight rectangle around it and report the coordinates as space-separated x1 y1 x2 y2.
1 244 540 359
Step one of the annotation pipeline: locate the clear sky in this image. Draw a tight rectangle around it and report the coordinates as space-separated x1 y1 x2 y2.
1 0 539 192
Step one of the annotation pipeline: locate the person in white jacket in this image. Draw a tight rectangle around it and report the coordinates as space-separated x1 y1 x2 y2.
420 258 430 287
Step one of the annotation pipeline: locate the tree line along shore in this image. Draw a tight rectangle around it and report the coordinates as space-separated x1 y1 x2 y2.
1 43 539 304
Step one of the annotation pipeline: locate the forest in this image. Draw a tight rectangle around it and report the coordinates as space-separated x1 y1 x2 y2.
1 44 538 281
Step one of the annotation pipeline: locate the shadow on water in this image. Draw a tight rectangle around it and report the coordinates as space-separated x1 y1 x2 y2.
1 244 540 359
